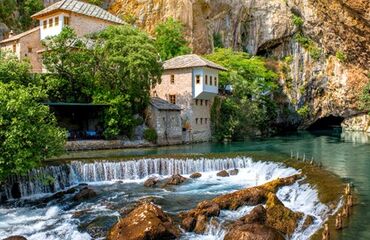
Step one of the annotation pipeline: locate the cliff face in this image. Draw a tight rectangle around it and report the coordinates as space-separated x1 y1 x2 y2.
110 0 369 130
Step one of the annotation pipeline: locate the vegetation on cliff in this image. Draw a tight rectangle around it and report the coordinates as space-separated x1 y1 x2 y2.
360 75 370 115
206 48 278 141
0 53 65 180
0 0 43 32
154 17 191 61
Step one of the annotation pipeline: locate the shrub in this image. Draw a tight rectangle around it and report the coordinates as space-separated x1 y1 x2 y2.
292 14 304 28
144 128 158 143
336 50 347 62
297 104 310 118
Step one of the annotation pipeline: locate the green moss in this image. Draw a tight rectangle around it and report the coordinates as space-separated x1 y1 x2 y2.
336 50 347 62
297 104 310 118
292 14 304 28
144 128 158 143
294 33 322 61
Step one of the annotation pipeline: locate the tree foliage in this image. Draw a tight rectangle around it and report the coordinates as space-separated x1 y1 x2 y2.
0 82 66 180
154 17 191 60
42 26 95 103
360 75 370 114
42 26 163 139
206 48 279 141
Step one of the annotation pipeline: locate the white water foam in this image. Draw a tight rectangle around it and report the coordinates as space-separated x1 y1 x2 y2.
0 157 332 240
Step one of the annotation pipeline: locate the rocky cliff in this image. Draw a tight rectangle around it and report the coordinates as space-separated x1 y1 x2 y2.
110 0 369 131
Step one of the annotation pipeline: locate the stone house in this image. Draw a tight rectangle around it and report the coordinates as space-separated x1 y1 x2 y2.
151 54 227 142
146 97 183 145
0 0 123 72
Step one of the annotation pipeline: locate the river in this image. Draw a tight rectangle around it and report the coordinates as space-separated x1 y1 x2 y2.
0 130 369 239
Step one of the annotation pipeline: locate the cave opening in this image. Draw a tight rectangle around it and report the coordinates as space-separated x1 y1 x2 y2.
308 115 344 131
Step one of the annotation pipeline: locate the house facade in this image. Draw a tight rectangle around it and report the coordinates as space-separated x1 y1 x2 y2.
146 97 183 145
0 0 123 72
152 54 226 142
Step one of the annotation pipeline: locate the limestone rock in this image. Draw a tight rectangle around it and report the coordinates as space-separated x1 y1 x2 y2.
190 172 202 178
216 170 229 177
229 169 239 176
73 187 97 202
161 174 187 187
224 223 285 240
108 203 180 240
2 237 27 240
144 177 159 187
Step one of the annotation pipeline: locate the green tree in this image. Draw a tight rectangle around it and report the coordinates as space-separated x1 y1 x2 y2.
206 48 279 141
42 26 95 103
154 17 191 60
0 0 17 29
360 75 370 114
19 0 44 30
0 82 66 179
0 51 39 86
94 25 163 138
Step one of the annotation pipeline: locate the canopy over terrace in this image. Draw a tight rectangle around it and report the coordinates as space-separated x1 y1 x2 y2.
45 102 110 140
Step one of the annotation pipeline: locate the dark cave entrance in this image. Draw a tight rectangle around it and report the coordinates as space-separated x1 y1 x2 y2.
308 115 344 131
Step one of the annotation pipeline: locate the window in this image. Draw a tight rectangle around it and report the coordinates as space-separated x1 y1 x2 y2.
55 17 59 26
169 95 176 104
64 16 70 25
210 76 213 85
215 77 217 86
196 118 198 124
49 18 53 27
200 100 203 106
43 20 47 29
28 47 32 53
195 99 198 106
200 118 203 124
196 75 200 84
170 75 175 84
205 75 208 85
12 44 16 53
205 100 208 106
205 118 208 124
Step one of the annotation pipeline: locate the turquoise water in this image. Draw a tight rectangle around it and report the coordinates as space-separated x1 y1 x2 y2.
64 130 370 239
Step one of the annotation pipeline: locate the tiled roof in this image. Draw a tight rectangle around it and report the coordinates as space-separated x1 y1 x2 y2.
0 27 40 44
31 0 124 24
150 97 181 111
163 54 227 71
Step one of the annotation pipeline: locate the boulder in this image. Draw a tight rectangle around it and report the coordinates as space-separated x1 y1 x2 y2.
265 192 303 236
225 205 284 240
190 172 202 179
216 170 230 177
73 187 97 201
179 200 220 233
161 174 187 187
144 177 159 187
108 203 180 240
2 236 27 240
224 223 285 240
229 169 239 176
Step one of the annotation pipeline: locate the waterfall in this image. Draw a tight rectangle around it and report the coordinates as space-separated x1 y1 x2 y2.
2 157 257 199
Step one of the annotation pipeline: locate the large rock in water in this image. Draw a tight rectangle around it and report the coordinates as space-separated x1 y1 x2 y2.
73 187 97 201
224 205 284 240
108 203 180 240
179 174 302 233
161 174 187 187
144 177 159 187
265 192 304 236
190 172 202 179
216 170 230 177
2 236 27 240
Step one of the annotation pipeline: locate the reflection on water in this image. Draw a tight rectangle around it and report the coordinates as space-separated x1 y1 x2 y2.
62 130 370 240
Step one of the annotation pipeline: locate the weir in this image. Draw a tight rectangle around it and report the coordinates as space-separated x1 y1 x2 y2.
2 157 257 199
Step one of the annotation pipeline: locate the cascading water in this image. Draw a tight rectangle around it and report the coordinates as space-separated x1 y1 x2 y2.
0 157 336 240
3 157 282 199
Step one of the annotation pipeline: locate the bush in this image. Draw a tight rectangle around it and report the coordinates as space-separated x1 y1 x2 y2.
360 76 370 114
336 51 347 62
144 128 158 143
292 14 304 28
297 104 310 118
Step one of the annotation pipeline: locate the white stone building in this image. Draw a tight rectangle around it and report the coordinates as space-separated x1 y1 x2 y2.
152 54 227 142
0 0 123 72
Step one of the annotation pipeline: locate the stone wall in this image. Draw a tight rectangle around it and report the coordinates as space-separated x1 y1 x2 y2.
146 106 183 145
70 12 118 37
65 139 154 151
